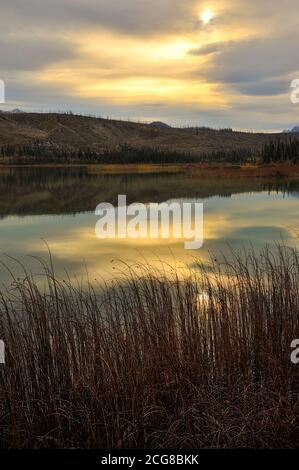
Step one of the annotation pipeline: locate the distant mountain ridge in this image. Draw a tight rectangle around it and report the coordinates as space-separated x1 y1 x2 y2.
149 121 172 129
0 108 25 114
283 126 299 133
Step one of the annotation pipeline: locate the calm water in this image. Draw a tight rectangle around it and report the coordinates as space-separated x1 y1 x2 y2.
0 166 299 285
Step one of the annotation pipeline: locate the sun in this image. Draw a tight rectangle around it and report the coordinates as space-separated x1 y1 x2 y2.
201 10 214 24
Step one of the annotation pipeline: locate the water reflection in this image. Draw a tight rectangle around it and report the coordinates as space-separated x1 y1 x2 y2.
0 166 298 286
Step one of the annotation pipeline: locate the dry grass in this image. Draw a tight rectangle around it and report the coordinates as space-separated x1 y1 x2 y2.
84 163 299 178
2 163 299 179
187 163 299 178
0 246 299 448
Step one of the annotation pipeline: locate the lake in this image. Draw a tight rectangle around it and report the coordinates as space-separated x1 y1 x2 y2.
0 166 298 286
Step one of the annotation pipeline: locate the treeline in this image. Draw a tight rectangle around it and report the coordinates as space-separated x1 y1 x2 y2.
183 126 233 135
262 138 299 163
199 147 255 164
193 127 233 134
0 141 255 165
0 143 196 164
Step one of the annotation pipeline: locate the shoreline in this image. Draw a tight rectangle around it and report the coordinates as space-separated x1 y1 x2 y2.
0 162 299 177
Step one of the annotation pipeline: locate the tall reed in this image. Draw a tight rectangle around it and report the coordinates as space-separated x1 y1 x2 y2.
0 246 298 448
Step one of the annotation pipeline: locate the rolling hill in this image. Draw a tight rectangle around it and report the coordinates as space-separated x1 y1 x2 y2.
0 112 282 158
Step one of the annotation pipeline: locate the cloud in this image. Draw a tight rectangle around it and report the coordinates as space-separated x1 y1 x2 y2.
0 35 75 71
235 79 290 97
0 0 197 35
188 41 232 57
202 36 299 84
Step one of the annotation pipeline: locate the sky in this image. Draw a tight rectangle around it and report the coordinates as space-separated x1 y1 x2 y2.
0 0 298 131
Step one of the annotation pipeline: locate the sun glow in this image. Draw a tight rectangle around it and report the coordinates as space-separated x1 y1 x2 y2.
201 10 214 24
